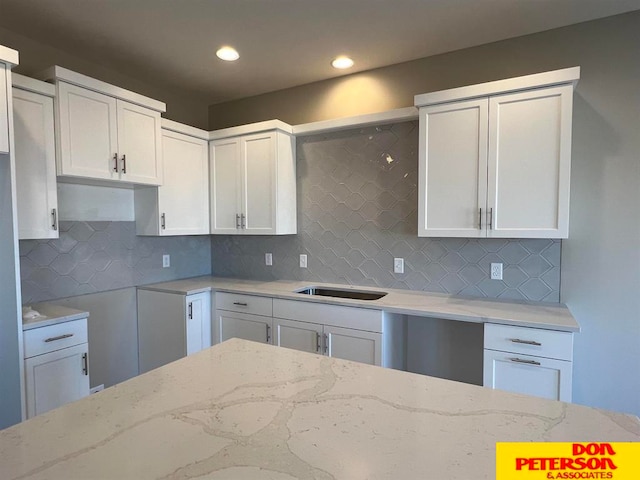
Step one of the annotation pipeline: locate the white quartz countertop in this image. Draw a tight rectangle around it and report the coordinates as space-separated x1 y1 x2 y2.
21 303 89 330
139 276 579 332
1 339 637 479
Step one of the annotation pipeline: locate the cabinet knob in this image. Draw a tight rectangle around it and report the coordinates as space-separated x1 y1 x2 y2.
236 214 241 229
188 302 193 319
82 352 89 375
266 324 271 343
121 154 127 174
510 338 542 346
509 357 541 366
51 208 58 231
161 213 166 229
113 153 119 172
44 333 74 343
240 213 246 229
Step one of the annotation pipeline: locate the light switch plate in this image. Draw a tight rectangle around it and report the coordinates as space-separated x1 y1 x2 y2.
299 254 308 268
265 253 273 266
162 254 170 268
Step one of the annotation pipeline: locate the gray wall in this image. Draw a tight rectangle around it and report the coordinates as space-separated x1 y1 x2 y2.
209 12 640 416
212 123 561 302
0 152 23 429
0 26 209 129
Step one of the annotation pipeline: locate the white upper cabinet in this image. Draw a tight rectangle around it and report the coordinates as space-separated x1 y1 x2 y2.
416 67 579 239
135 120 209 236
44 66 165 186
209 121 297 235
12 75 59 239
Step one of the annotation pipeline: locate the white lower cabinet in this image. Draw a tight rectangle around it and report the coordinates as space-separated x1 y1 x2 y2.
213 292 273 344
137 289 211 374
23 318 90 418
273 299 384 366
483 323 573 402
274 317 382 366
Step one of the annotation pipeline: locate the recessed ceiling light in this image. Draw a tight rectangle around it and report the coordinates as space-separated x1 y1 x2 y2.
216 46 239 61
332 56 354 69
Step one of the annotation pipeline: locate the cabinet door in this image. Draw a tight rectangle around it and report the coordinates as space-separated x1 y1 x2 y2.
0 64 8 154
186 292 212 355
24 343 90 418
210 138 242 233
483 349 572 402
273 317 323 355
57 82 118 180
325 326 382 366
13 88 59 239
241 132 277 234
487 85 572 238
215 310 272 344
158 130 209 235
418 99 488 237
116 100 162 185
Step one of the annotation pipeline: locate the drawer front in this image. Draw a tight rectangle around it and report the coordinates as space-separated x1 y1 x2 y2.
273 299 383 333
484 323 573 361
215 292 273 317
24 318 88 358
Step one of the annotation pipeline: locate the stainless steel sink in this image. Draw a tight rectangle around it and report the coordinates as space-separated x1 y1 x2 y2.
295 286 387 301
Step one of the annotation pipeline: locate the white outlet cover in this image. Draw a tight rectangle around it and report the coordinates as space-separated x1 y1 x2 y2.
491 263 503 280
162 254 170 268
393 258 404 274
299 254 308 268
265 253 273 266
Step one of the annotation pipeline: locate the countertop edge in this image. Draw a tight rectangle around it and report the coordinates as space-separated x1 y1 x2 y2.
137 277 580 333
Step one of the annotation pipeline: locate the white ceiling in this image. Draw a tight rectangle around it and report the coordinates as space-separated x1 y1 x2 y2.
1 0 639 104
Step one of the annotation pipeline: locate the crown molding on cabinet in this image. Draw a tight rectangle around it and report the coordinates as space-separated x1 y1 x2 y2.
208 119 293 140
11 73 55 97
292 106 418 137
0 45 19 66
39 66 166 113
414 66 580 107
161 118 209 140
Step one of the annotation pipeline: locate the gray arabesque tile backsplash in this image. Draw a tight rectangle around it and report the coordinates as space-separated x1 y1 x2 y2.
211 121 561 302
20 121 560 304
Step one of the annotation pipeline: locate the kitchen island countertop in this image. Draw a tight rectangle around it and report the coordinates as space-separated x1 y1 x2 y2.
1 339 637 479
138 276 580 332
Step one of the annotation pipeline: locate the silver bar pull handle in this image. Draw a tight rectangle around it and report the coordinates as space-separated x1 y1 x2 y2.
52 208 58 230
44 333 74 343
316 332 321 353
240 213 246 229
113 153 119 172
233 302 248 306
236 214 241 229
478 207 482 230
121 154 127 174
323 333 328 354
488 207 493 230
161 213 166 230
188 302 193 319
510 338 542 346
510 357 541 366
266 324 271 343
82 352 89 375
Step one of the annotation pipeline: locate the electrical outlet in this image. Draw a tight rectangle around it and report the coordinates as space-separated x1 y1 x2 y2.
299 254 308 268
491 263 503 280
265 253 273 266
162 254 170 268
394 258 404 274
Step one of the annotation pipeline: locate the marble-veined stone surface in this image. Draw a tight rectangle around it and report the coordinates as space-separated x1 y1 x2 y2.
2 339 637 479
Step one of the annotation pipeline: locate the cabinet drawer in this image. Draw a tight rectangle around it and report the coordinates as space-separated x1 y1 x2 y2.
215 292 272 316
273 299 383 333
24 318 88 358
484 323 573 361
